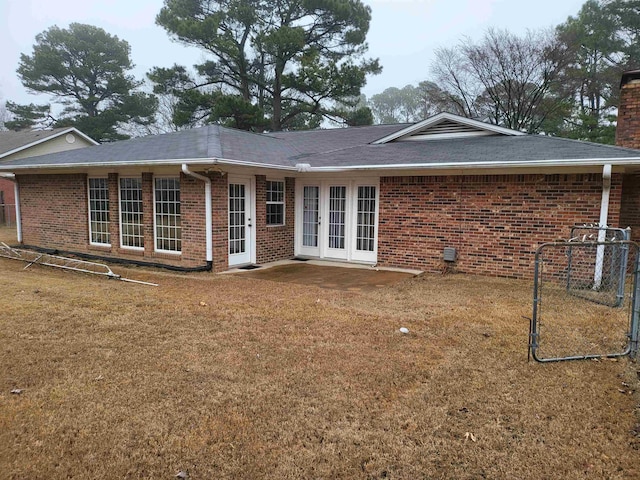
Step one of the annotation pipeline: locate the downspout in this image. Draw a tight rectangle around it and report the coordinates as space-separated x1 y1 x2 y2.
4 175 22 243
594 164 612 288
181 164 213 268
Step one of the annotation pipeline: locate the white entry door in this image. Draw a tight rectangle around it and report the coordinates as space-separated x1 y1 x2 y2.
296 180 378 264
228 177 254 267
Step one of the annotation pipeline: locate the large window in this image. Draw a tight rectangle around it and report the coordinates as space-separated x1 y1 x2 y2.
88 178 110 245
266 180 285 226
154 177 181 252
120 178 144 249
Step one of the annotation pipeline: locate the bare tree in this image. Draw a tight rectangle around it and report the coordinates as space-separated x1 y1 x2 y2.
368 82 462 124
431 28 572 133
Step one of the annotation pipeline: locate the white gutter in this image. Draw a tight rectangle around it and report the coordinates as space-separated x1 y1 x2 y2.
181 164 212 264
0 157 299 172
301 157 640 172
594 164 612 288
3 156 640 174
3 175 22 243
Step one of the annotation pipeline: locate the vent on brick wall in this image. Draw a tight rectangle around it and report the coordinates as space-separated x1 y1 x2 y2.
443 247 457 262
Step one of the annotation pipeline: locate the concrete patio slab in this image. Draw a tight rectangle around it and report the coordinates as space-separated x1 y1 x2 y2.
230 260 419 291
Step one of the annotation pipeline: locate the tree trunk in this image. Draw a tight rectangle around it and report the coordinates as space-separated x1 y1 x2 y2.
272 62 284 131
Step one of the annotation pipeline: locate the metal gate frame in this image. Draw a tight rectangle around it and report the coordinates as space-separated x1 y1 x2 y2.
529 239 640 363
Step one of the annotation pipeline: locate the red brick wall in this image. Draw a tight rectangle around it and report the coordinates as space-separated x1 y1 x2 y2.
15 171 295 272
620 173 640 241
19 174 89 248
255 175 295 264
0 178 16 225
211 172 228 272
180 172 208 266
378 174 622 278
616 81 640 149
17 172 213 269
0 178 16 205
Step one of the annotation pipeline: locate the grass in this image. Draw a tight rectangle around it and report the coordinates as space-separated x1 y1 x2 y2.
0 228 639 479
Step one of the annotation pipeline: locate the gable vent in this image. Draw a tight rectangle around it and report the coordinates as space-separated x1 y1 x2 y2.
400 119 498 141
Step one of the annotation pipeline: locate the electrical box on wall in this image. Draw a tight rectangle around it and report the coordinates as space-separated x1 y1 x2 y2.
443 247 457 262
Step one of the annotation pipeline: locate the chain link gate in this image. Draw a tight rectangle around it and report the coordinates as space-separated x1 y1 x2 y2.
529 234 640 362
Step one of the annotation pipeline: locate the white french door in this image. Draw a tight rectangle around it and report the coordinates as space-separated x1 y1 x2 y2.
325 185 349 260
228 177 255 267
296 180 378 263
299 185 321 257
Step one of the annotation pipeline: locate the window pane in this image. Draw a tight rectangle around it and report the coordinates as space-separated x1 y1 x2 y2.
88 178 110 245
266 180 285 225
303 186 319 247
356 186 376 252
120 178 144 248
154 178 181 252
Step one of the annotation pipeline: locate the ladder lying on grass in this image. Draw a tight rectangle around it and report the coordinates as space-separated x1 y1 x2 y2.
0 242 157 286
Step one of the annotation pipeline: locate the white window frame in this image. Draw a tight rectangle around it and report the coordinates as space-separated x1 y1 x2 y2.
153 176 182 254
87 176 110 246
118 177 144 251
265 179 285 226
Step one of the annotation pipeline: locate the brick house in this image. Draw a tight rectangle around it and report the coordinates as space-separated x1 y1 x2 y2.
2 72 640 277
0 127 97 224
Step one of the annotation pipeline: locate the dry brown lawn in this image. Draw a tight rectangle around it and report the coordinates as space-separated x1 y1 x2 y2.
1 228 639 479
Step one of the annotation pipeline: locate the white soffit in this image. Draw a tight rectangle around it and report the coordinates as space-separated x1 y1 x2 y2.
372 112 526 144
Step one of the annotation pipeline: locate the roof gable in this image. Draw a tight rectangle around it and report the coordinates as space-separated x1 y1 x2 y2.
371 112 526 144
0 127 98 159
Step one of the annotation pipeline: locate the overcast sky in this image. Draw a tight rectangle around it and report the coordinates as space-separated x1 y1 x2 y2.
1 0 587 107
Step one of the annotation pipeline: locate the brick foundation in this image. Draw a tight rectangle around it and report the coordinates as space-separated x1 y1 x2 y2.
378 174 622 278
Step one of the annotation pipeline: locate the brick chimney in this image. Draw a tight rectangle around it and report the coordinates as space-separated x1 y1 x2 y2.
616 69 640 148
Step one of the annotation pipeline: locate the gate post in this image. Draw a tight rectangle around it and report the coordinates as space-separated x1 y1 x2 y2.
630 250 640 359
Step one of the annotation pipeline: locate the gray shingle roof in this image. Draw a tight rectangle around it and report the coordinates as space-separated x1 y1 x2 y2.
299 134 640 168
1 120 639 172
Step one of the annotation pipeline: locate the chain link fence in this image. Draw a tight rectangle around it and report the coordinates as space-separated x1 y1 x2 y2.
529 239 640 362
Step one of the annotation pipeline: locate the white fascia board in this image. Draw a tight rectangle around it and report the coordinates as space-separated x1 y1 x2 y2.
64 127 100 145
0 156 298 172
372 112 525 145
0 127 99 159
304 157 640 172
